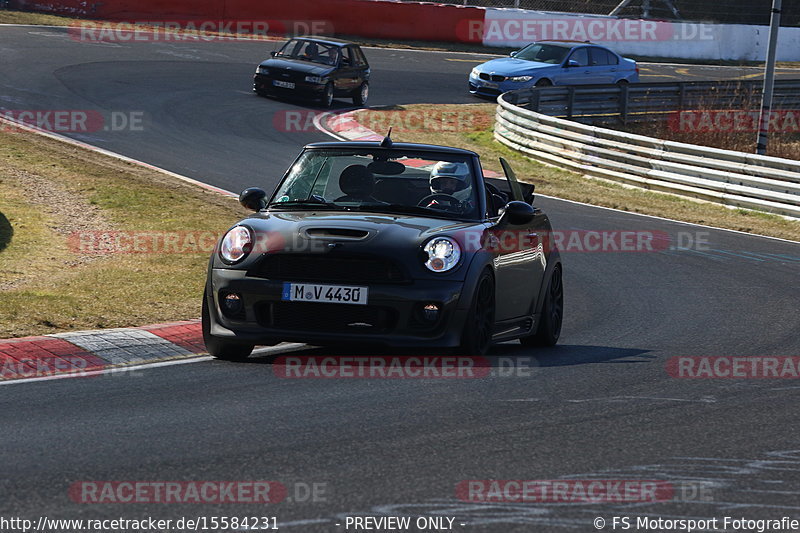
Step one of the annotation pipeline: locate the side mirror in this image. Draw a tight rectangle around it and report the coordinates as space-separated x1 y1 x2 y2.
566 59 580 68
270 51 277 57
239 187 268 211
498 201 535 226
510 51 518 57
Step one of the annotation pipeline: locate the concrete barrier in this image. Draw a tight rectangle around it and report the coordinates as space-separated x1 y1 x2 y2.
479 8 800 61
8 0 486 43
10 0 800 61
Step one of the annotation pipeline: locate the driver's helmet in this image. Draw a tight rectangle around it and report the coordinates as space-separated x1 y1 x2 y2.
304 42 319 59
429 161 470 195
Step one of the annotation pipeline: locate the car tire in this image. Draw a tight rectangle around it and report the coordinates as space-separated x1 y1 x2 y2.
521 265 563 347
352 82 369 106
321 83 334 108
457 270 495 356
616 79 629 85
202 289 254 361
535 78 553 87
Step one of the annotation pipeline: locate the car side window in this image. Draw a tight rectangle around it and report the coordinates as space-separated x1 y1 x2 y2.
350 47 365 67
590 48 618 66
341 47 353 67
353 47 368 67
568 48 589 67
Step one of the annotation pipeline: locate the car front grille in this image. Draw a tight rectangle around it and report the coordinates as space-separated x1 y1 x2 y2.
249 253 408 284
265 68 305 81
479 73 506 82
256 301 397 333
470 84 502 96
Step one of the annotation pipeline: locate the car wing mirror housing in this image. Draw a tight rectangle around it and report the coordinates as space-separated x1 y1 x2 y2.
270 51 277 57
510 50 518 57
498 200 535 226
239 187 268 211
566 59 580 68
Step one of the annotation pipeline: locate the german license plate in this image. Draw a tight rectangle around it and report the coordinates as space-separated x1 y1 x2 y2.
282 282 368 305
273 80 295 89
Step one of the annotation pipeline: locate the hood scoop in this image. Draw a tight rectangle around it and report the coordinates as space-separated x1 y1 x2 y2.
304 228 369 240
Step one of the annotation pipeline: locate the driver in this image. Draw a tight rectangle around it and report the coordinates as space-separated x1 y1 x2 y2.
303 42 319 61
424 161 473 212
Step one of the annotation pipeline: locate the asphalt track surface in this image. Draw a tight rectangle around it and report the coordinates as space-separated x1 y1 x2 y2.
2 25 800 531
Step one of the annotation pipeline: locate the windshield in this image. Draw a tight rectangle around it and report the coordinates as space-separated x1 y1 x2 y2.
270 149 481 220
515 43 570 64
274 39 340 66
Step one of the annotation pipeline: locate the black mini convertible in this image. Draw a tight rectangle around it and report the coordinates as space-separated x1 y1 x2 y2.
203 138 563 358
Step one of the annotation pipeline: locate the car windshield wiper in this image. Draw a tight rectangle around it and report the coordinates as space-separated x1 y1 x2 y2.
355 204 452 217
268 199 345 210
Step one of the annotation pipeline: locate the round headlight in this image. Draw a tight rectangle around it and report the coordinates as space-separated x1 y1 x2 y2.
423 237 461 273
219 226 253 264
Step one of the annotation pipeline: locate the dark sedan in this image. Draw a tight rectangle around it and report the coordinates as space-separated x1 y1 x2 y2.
253 37 370 107
203 137 563 359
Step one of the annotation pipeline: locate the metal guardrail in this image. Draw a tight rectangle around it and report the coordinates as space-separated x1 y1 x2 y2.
495 91 800 218
504 79 800 125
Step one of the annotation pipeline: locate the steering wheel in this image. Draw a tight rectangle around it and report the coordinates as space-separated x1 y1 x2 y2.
417 193 461 210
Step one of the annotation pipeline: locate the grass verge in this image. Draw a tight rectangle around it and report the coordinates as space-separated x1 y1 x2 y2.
353 103 800 242
0 126 247 339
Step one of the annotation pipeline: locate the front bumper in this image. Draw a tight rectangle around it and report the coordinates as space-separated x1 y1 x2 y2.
207 269 471 348
253 74 326 98
468 75 530 97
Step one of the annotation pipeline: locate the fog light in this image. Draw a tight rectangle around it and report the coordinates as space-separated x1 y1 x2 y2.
423 303 440 321
222 292 243 315
429 258 445 271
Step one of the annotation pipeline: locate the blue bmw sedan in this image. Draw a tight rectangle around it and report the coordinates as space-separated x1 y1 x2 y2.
469 41 638 97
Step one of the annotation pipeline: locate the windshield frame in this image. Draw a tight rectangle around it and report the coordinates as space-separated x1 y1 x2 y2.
267 147 487 222
515 43 571 65
273 38 341 67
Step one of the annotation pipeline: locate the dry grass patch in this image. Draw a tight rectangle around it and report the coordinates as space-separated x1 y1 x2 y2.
0 128 247 338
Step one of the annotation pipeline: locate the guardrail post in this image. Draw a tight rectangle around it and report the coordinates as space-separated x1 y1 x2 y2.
678 83 687 111
531 88 541 112
567 87 575 119
619 84 629 125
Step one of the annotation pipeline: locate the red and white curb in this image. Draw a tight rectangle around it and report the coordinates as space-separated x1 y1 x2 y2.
314 109 383 142
0 321 206 382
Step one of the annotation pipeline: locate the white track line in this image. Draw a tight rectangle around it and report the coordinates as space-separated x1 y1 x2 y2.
0 356 212 386
0 343 310 386
535 193 800 245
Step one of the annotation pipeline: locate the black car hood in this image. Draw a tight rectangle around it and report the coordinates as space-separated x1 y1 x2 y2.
259 58 334 76
231 210 488 281
248 210 484 243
